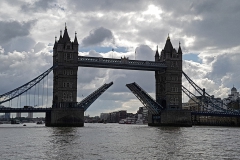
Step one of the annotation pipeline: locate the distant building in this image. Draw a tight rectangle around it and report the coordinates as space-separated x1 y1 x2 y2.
118 110 127 120
137 107 148 123
223 86 240 110
100 110 128 123
5 113 10 120
100 113 109 121
223 86 240 103
0 112 10 120
109 112 118 123
184 95 225 112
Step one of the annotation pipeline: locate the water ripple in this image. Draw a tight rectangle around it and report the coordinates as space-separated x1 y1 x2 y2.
1 123 240 159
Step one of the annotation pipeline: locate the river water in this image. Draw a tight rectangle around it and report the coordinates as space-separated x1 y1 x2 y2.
0 123 240 160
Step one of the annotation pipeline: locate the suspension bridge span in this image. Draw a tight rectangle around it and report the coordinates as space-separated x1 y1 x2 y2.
1 25 240 127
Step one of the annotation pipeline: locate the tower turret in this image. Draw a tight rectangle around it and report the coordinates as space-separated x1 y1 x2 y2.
164 35 174 53
62 23 71 43
74 31 78 44
178 42 182 54
155 45 159 61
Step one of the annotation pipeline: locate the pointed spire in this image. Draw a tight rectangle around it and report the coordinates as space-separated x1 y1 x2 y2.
164 35 173 52
178 41 182 54
167 33 170 40
54 36 57 49
155 45 159 57
58 30 63 43
62 23 70 42
74 31 78 44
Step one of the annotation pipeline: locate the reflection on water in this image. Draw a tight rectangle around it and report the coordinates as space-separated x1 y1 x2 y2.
0 123 240 159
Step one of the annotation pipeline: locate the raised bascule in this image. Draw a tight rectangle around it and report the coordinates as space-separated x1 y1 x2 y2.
1 25 240 127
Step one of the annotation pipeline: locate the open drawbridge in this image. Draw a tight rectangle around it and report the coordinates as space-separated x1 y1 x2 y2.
77 82 113 111
126 82 163 114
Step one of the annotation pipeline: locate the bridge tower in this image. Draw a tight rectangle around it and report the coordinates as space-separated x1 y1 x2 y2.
52 24 79 106
154 36 191 126
46 24 84 127
154 36 192 126
155 36 182 109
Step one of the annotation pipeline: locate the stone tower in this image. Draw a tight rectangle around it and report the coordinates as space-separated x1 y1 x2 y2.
155 36 182 110
52 24 79 108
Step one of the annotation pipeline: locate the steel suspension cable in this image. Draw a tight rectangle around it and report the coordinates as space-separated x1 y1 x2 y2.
17 94 19 108
42 77 44 107
0 66 54 105
38 82 39 107
20 93 21 108
29 88 30 106
46 75 48 108
34 84 36 107
26 91 27 106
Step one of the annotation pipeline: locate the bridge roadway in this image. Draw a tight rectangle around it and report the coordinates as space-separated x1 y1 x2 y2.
191 111 240 117
78 56 167 71
0 108 52 113
1 107 240 118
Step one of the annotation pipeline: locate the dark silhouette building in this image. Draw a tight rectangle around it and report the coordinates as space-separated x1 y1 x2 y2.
52 24 79 107
155 36 182 110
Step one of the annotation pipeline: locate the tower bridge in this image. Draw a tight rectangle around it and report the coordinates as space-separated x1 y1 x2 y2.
1 25 240 127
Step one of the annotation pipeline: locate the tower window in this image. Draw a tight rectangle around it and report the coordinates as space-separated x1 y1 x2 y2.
67 53 73 59
64 53 67 60
63 82 73 88
63 92 66 99
67 45 70 49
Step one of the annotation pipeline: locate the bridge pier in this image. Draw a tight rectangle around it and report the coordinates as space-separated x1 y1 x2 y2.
45 108 84 127
148 110 192 127
191 115 240 127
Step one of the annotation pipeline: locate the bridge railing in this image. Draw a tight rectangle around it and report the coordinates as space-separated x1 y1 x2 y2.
53 102 80 108
78 56 166 67
0 107 52 113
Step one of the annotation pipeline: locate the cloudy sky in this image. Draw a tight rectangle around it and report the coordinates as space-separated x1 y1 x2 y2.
1 0 240 117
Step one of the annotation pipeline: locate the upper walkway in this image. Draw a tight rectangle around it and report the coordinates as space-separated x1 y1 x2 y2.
78 56 167 71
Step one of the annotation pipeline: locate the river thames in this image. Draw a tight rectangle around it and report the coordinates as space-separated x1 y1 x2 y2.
0 123 240 160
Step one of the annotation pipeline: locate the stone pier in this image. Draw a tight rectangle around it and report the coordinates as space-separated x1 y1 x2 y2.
45 108 84 127
148 110 192 127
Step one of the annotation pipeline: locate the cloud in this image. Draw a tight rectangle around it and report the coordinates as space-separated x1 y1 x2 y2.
135 45 154 61
68 0 148 12
21 0 57 12
0 20 36 45
88 50 102 57
81 27 115 47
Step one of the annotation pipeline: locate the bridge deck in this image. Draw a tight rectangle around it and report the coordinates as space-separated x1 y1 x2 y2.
78 56 167 71
191 111 240 117
0 108 52 113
